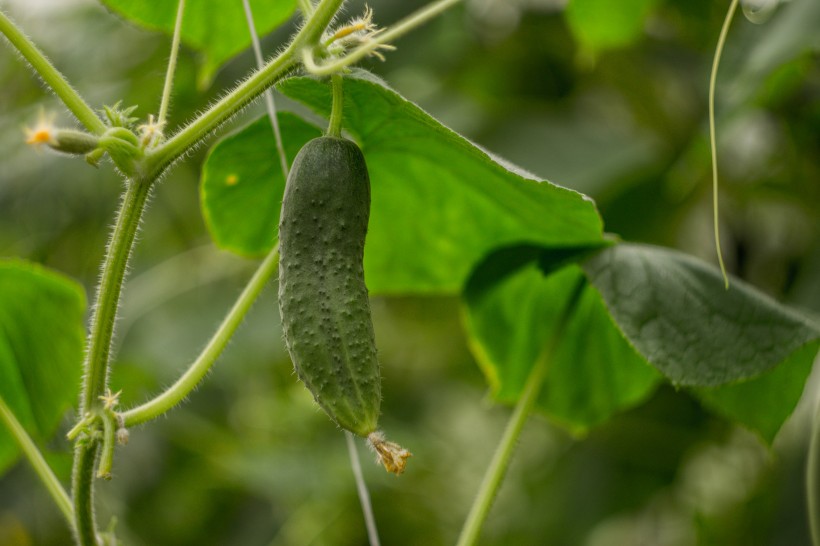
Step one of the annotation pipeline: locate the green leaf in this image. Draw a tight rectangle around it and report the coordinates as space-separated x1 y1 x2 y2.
201 113 322 256
694 341 818 443
462 246 661 433
100 0 298 87
565 0 658 56
202 71 606 294
0 260 86 475
583 243 820 387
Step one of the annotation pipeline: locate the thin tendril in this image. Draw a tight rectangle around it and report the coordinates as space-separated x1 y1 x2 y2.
709 0 739 290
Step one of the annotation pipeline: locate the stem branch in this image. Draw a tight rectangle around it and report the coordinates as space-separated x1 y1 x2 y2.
0 9 106 134
328 74 344 137
121 246 280 427
455 279 584 546
158 0 186 126
0 396 73 527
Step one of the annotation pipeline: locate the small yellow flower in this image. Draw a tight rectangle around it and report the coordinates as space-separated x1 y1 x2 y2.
23 110 57 147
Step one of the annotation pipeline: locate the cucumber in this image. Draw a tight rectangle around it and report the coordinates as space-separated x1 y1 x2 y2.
278 136 380 437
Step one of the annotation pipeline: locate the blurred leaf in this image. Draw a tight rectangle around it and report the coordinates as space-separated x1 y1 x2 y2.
582 243 820 387
0 260 86 475
273 71 605 293
99 0 298 87
201 113 322 256
462 247 660 433
695 341 818 443
565 0 658 56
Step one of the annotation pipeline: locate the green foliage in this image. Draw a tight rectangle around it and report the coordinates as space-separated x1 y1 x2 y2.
1 0 818 544
463 248 660 433
695 341 818 443
0 260 86 473
99 0 298 87
583 243 820 387
203 71 607 294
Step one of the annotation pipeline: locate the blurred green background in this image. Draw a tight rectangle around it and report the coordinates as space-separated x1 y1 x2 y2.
0 0 818 544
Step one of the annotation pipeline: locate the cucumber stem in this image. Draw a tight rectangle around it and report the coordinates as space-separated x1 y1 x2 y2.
157 0 185 128
328 73 344 138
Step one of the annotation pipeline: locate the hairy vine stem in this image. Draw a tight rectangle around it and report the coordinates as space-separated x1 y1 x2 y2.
0 9 106 134
121 246 280 426
79 179 153 415
71 178 152 545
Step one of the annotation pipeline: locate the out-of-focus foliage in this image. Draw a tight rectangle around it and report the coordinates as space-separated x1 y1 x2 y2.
0 1 817 546
99 0 298 87
0 261 86 474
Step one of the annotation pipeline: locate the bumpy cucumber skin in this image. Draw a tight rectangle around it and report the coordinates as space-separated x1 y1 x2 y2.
278 136 380 437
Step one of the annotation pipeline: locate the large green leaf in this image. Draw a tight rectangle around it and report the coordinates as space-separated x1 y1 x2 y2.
464 243 818 441
0 260 86 474
201 113 322 256
100 0 298 87
582 243 820 387
201 71 607 294
462 246 661 433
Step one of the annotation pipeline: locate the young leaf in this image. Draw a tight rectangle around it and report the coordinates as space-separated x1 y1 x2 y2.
269 71 603 294
582 243 820 387
201 113 322 256
100 0 298 87
462 247 660 433
0 260 86 475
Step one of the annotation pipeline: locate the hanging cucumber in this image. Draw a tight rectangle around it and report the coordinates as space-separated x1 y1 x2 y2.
278 135 410 474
